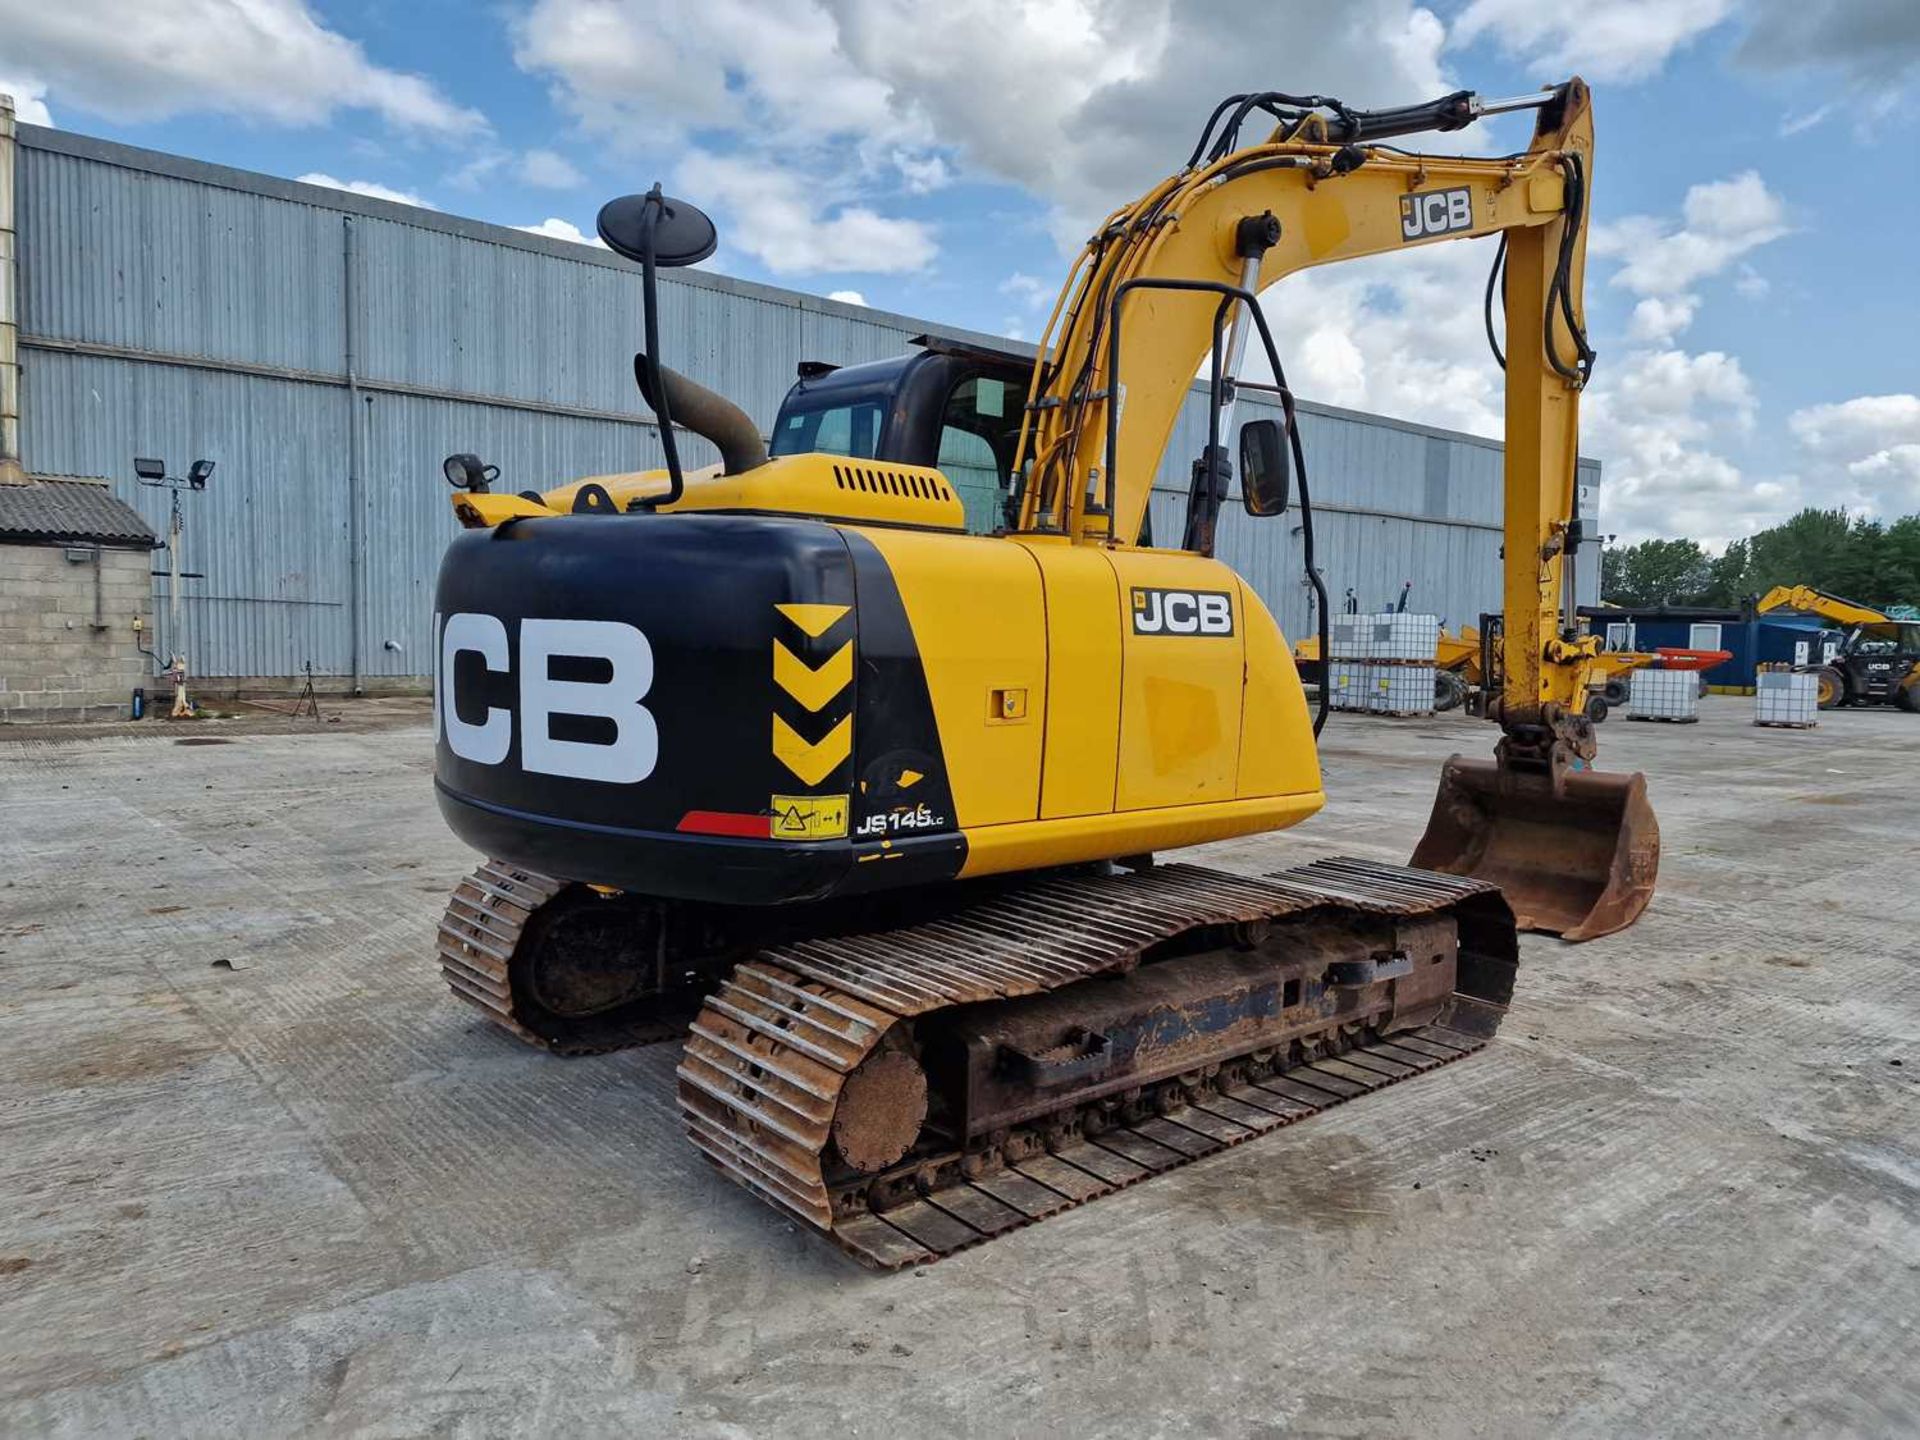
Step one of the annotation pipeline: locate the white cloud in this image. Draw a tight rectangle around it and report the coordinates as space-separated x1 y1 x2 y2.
1583 171 1788 365
1783 395 1920 515
827 290 868 306
999 272 1052 312
1849 445 1920 484
1450 0 1735 83
513 217 606 246
449 147 586 192
1245 238 1512 440
1591 172 1788 297
892 150 951 194
513 1 941 277
1595 385 1920 546
676 148 935 274
516 2 1456 254
1626 295 1698 343
1788 394 1920 454
513 0 900 144
0 77 53 126
295 173 435 209
519 148 585 189
824 0 1453 246
0 0 484 136
1778 102 1835 136
1584 347 1761 545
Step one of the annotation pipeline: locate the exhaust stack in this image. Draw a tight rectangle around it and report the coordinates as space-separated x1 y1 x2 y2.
634 352 768 477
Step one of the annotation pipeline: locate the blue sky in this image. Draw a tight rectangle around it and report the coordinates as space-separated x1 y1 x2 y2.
3 0 1916 545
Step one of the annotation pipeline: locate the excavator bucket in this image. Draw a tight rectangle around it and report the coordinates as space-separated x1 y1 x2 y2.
1410 757 1659 942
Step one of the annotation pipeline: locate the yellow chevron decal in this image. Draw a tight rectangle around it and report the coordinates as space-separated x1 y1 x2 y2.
773 713 852 786
772 637 852 712
774 602 850 638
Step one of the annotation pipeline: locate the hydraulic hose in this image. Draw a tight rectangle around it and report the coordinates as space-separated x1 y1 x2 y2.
1103 275 1330 737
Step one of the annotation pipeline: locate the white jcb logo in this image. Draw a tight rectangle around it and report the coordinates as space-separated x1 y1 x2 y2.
1400 187 1472 241
434 612 658 783
1131 587 1234 637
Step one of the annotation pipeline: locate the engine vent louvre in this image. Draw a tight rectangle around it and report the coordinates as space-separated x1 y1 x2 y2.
826 462 953 506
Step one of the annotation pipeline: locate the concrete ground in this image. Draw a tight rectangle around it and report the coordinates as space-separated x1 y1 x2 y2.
1 697 1914 1437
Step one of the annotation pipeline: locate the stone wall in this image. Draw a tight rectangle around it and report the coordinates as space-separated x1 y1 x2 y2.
0 544 154 722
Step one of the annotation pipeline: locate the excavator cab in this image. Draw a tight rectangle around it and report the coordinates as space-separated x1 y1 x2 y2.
767 338 1034 532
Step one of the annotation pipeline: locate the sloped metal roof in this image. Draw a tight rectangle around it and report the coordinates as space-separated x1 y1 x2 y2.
0 479 158 547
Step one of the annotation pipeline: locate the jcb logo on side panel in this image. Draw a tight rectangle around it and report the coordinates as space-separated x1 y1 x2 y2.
1400 187 1472 241
1131 588 1234 637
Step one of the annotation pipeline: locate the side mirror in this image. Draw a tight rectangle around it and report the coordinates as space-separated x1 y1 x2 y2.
1239 418 1290 517
595 190 717 269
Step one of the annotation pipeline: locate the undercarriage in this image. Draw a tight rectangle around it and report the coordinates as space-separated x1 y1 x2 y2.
436 856 1516 1266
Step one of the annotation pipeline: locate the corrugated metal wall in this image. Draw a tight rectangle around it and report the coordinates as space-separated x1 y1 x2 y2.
13 124 1599 682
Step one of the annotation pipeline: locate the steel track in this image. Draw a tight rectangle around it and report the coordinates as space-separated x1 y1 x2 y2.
676 857 1516 1267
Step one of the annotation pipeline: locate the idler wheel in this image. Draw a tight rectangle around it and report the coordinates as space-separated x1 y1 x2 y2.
523 894 659 1018
832 1048 928 1173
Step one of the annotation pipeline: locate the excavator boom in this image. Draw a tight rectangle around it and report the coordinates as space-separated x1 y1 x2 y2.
1756 584 1892 627
1012 78 1655 940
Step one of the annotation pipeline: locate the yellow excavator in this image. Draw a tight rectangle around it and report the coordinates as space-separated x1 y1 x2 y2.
431 78 1657 1266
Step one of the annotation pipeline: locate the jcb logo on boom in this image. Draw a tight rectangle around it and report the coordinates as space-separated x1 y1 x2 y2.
434 613 658 783
1400 187 1472 241
1131 588 1234 637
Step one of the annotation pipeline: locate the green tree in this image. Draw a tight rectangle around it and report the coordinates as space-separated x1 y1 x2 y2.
1746 509 1874 600
1613 509 1920 614
1880 516 1920 609
1601 538 1713 607
1703 538 1752 607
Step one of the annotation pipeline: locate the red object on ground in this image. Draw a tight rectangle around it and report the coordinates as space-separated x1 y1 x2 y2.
1652 648 1732 671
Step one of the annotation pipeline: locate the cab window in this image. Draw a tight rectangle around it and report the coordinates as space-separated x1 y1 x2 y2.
938 374 1025 533
771 397 885 460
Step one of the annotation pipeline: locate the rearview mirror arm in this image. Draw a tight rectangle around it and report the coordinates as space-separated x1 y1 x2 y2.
636 185 686 509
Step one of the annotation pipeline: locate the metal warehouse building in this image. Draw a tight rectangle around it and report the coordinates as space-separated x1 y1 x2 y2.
0 102 1599 693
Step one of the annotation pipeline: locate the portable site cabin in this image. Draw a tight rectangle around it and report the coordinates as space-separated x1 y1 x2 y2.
1577 605 1840 694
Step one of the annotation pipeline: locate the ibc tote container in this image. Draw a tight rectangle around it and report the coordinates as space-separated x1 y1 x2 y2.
1369 664 1438 716
1754 667 1818 728
1329 660 1372 712
1628 667 1699 723
1330 613 1441 662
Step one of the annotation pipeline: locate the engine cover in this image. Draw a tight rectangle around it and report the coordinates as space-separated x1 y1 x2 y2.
433 513 964 904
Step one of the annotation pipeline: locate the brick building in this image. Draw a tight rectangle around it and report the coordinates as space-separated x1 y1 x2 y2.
0 478 156 722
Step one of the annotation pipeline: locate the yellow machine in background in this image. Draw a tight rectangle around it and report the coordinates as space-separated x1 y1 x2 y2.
430 78 1657 1266
1758 585 1920 710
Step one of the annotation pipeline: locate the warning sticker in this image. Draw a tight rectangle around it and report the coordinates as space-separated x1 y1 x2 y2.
771 793 850 841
